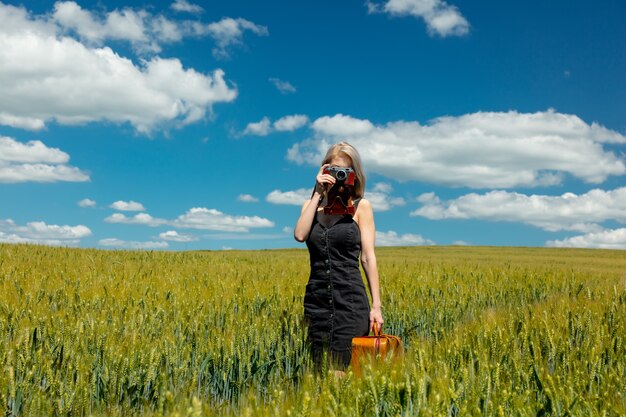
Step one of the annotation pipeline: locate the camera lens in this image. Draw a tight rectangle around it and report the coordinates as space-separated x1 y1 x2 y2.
335 169 347 181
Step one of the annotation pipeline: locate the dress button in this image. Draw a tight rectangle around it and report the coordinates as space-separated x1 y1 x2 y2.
325 259 329 264
327 270 331 274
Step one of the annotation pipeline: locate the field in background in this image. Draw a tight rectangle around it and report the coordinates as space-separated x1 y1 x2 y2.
0 244 624 416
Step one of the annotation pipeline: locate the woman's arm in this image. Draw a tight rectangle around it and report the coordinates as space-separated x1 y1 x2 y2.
293 191 322 242
356 199 384 331
294 164 335 242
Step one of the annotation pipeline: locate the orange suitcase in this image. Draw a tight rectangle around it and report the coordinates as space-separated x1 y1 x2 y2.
351 323 403 374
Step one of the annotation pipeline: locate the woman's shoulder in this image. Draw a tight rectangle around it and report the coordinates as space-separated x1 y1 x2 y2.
353 198 373 224
355 198 372 210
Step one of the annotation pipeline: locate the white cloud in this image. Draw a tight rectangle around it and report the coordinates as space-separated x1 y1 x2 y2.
170 0 203 14
266 188 311 206
367 0 469 37
0 218 91 246
375 230 434 246
203 17 268 59
273 114 309 131
99 238 168 249
152 15 183 44
0 3 237 133
546 228 626 250
282 226 293 234
105 212 166 226
238 194 259 203
371 182 393 194
265 183 403 211
412 187 626 232
452 240 468 246
109 200 146 211
365 183 405 212
0 114 45 130
0 233 68 246
52 2 151 47
312 114 374 136
243 114 309 136
172 208 274 232
0 136 68 164
288 110 626 189
158 230 197 242
204 232 289 240
52 2 267 58
269 77 296 94
105 207 274 232
78 198 96 207
0 163 90 184
243 117 271 136
0 136 89 183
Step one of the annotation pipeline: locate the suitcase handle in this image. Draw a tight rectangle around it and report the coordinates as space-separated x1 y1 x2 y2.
373 322 382 352
373 322 382 336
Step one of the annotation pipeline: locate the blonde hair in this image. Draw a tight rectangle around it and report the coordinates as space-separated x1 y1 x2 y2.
321 142 366 199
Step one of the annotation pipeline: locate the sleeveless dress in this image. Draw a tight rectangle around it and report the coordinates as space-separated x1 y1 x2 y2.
304 211 370 369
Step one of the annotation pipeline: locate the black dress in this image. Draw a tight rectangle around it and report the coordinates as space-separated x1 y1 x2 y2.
304 212 370 370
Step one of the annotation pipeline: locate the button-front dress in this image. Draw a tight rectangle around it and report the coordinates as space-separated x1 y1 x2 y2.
304 211 370 369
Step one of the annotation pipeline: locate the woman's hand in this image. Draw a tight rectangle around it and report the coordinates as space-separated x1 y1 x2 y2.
294 164 338 242
315 164 336 194
369 306 384 333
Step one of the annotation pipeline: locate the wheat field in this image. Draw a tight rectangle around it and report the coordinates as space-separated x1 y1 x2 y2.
0 243 624 416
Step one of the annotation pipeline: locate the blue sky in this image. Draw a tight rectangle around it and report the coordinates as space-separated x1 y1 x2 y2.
1 0 625 250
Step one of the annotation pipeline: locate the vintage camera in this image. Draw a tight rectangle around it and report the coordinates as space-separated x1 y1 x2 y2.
322 166 356 215
323 166 355 185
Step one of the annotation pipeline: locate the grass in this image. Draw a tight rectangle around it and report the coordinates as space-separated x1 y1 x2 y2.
0 243 624 416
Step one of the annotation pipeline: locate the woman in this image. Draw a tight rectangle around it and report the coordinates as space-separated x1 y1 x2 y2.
294 142 384 371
